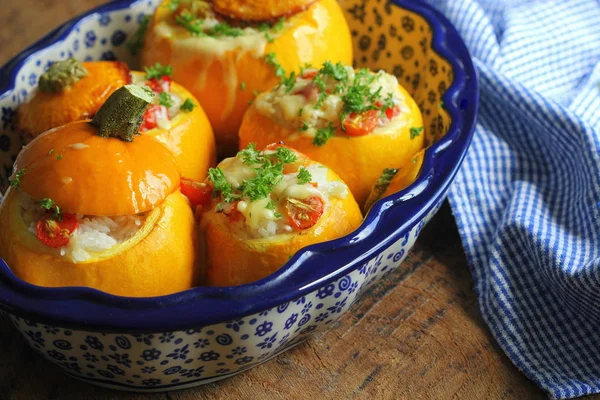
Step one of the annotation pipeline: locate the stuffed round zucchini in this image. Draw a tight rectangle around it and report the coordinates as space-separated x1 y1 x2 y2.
199 143 362 286
0 85 199 297
17 59 130 141
140 0 353 153
17 59 215 181
239 62 425 206
131 65 216 180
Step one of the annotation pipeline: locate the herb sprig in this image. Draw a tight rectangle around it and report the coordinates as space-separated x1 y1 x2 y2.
180 98 195 112
174 8 285 41
8 168 25 188
158 92 174 108
40 197 62 221
410 126 424 139
144 63 173 79
208 144 306 206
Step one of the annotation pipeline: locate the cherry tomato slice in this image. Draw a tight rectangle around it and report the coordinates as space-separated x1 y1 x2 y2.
385 105 401 120
343 109 380 136
180 178 213 208
145 76 171 94
286 196 324 230
140 105 169 132
35 213 78 248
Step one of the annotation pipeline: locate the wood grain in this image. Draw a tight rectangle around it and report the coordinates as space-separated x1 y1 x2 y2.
0 2 549 399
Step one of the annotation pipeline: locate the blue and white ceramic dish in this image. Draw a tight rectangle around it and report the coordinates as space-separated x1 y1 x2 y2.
0 0 477 392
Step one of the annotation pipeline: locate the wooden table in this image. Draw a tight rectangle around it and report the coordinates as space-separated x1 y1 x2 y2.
0 2 551 399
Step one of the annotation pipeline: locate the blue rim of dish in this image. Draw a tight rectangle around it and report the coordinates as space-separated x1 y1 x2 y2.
0 0 478 332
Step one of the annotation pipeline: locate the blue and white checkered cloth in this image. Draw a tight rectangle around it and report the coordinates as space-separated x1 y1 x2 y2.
422 0 600 398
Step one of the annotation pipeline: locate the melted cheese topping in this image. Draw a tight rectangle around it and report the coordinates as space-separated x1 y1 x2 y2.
255 66 410 138
216 153 348 238
152 5 289 122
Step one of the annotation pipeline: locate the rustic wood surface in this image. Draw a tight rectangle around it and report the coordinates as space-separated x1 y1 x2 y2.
0 2 559 399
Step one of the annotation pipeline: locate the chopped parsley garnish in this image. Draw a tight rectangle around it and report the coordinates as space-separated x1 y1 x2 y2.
381 92 395 116
238 143 296 165
208 167 237 203
265 52 286 80
9 168 25 188
294 64 396 136
240 82 247 90
144 63 173 79
274 146 297 164
40 198 55 210
313 123 336 146
238 143 263 165
299 121 310 132
180 98 196 112
158 92 174 108
57 155 63 160
297 107 304 117
167 0 180 12
297 167 312 184
281 71 296 93
312 75 327 108
438 100 444 109
410 126 424 139
175 10 205 36
40 198 62 221
211 22 243 37
208 144 300 206
259 17 285 43
272 18 285 33
174 6 283 41
341 80 381 115
265 200 282 218
240 161 283 201
320 61 348 81
126 14 150 55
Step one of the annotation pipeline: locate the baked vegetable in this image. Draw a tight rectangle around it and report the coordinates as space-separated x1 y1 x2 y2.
0 85 199 297
17 59 215 180
17 59 130 141
363 150 425 212
239 62 425 206
199 143 362 286
140 0 353 154
132 68 216 181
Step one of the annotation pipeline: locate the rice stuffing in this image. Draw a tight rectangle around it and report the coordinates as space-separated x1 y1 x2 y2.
20 192 147 263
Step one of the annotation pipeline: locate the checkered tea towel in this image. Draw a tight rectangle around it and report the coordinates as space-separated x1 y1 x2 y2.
423 0 600 398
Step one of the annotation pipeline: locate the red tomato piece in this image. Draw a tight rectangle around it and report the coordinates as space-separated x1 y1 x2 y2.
140 105 169 132
145 76 171 94
385 104 401 120
286 196 324 230
181 178 213 208
35 213 78 248
343 109 379 136
301 69 318 79
159 76 171 93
